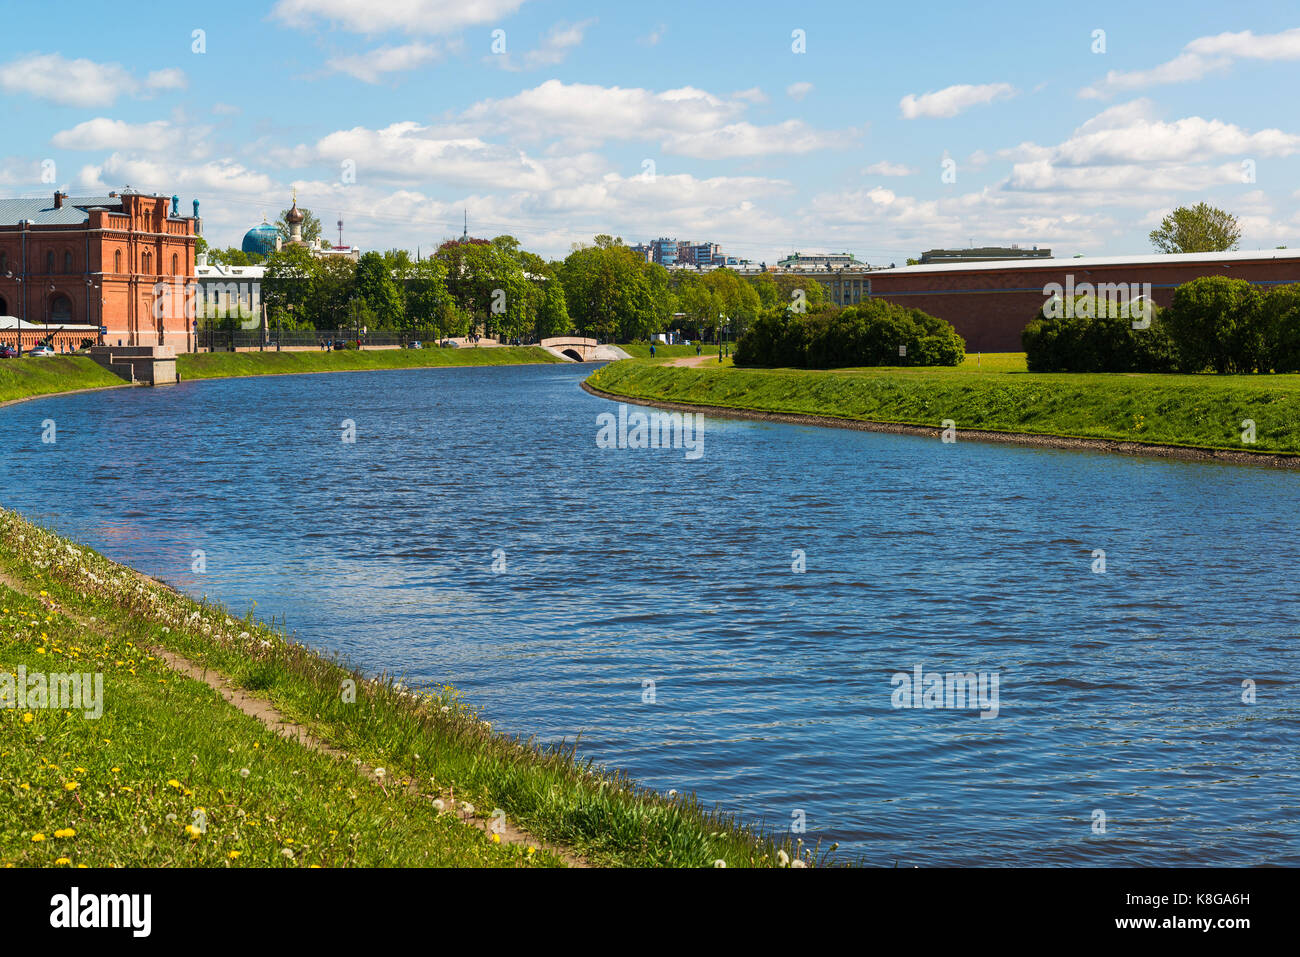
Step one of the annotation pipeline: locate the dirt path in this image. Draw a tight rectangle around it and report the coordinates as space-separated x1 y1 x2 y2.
666 353 729 367
0 559 588 868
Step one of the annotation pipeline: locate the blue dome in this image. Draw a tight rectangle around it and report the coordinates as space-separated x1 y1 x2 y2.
242 223 280 257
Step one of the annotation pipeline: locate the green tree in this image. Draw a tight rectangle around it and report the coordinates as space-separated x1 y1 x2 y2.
1149 203 1242 254
1165 275 1264 372
207 246 252 267
354 251 404 328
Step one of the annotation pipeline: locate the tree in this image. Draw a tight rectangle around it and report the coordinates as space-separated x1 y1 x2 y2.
354 251 404 327
558 239 662 341
206 246 252 267
277 207 323 246
405 257 450 332
1149 203 1242 254
1165 275 1263 373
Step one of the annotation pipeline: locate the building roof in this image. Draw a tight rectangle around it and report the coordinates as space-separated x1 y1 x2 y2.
195 263 267 279
0 195 124 226
869 247 1300 276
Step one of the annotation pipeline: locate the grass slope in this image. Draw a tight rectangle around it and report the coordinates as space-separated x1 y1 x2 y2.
0 357 125 405
0 510 818 868
587 353 1300 455
177 346 559 380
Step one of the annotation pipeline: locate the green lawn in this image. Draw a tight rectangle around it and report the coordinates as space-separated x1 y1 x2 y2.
0 357 125 405
587 355 1300 455
0 509 817 868
177 345 559 379
618 342 717 361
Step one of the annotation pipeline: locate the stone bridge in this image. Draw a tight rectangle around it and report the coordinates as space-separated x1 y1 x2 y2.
539 337 630 362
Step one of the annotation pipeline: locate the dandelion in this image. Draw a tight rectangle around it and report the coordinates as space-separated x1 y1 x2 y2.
777 849 790 867
165 814 177 823
432 799 446 813
54 857 71 866
53 828 76 838
22 713 32 724
713 860 727 868
461 802 475 816
239 768 250 779
63 781 79 791
374 768 386 780
791 859 808 869
167 779 181 789
526 846 536 856
490 833 501 844
184 825 201 840
228 851 241 860
281 848 294 859
31 833 45 842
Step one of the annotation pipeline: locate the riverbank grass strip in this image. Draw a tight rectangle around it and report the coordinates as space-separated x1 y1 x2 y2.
0 357 125 406
587 359 1300 455
176 346 559 380
0 510 822 868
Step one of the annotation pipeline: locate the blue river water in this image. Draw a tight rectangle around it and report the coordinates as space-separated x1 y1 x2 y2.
2 362 1297 865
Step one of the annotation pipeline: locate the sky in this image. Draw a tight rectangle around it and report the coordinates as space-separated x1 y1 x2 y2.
1 0 1299 264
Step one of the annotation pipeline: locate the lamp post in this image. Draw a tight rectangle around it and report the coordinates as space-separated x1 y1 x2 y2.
281 303 289 352
4 271 22 355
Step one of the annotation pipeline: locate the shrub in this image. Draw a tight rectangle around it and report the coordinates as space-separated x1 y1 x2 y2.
1164 276 1265 373
1022 295 1179 373
736 300 964 368
1261 283 1300 373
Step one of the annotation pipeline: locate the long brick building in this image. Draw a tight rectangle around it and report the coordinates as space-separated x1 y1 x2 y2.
0 191 200 352
863 248 1300 353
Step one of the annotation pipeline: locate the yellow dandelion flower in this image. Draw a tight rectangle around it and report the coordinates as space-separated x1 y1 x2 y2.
63 781 79 791
167 779 181 789
55 857 71 865
22 713 33 724
110 767 120 773
31 833 45 842
228 851 241 859
73 767 86 774
490 833 501 844
53 828 76 838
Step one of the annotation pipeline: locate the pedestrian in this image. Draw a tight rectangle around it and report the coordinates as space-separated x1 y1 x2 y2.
650 343 656 357
696 343 701 356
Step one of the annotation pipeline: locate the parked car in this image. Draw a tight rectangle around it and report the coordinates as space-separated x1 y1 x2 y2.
28 345 55 357
407 340 423 349
440 339 459 348
0 345 18 359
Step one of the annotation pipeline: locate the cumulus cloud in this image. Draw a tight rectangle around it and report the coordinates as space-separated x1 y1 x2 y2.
79 154 276 197
1081 26 1300 98
786 81 813 100
328 42 442 82
52 118 187 152
271 0 528 35
488 19 594 71
0 53 186 107
899 82 1016 119
862 160 916 177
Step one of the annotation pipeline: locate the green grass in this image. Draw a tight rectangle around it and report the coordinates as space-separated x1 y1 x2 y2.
177 345 559 380
587 353 1300 455
618 342 718 361
0 357 125 405
0 510 824 868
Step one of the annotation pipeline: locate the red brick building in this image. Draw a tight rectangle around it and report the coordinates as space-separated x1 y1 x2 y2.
0 191 200 352
864 249 1300 353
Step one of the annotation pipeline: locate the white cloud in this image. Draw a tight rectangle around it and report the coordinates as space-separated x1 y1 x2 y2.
0 53 186 107
52 118 187 152
487 19 595 71
79 154 276 197
328 42 442 82
639 24 666 47
452 80 849 157
862 161 916 177
271 0 528 35
1081 27 1300 98
786 81 813 101
899 82 1016 119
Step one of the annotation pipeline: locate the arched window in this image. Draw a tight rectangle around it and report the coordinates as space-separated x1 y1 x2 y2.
143 251 152 274
64 250 73 273
114 250 122 274
171 253 178 275
46 251 54 274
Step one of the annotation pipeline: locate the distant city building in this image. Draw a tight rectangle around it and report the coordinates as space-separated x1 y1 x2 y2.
240 194 359 262
241 219 281 258
633 237 732 268
918 245 1051 264
777 251 864 270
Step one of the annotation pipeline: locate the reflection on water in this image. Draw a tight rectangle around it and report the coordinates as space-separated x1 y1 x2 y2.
2 363 1298 865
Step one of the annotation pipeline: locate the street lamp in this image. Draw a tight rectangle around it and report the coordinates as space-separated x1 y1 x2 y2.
3 271 22 355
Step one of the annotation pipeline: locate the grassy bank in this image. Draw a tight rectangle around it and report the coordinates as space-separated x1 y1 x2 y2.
0 510 813 868
0 357 125 406
587 354 1300 455
177 345 559 380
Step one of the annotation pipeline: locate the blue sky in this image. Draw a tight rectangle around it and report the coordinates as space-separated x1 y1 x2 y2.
2 0 1298 263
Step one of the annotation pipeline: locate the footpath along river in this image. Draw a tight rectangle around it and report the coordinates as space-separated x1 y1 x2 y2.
2 361 1297 865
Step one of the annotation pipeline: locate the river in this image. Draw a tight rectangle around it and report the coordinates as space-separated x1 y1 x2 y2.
2 362 1297 865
